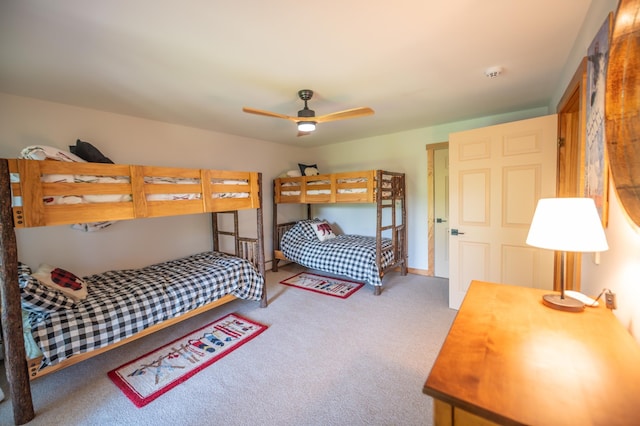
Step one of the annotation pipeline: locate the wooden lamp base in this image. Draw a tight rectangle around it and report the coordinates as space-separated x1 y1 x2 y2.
542 294 585 312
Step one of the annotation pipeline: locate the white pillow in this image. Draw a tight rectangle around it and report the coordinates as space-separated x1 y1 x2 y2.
287 169 302 177
304 167 319 176
31 264 88 301
20 145 86 163
311 221 336 242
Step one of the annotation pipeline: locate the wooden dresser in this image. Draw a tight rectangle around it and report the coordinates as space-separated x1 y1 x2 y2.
423 280 640 426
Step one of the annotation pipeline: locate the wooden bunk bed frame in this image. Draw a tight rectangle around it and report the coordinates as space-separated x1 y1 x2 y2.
0 158 266 425
272 169 407 295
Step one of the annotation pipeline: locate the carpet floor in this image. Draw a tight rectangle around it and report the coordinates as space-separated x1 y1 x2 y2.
0 264 455 426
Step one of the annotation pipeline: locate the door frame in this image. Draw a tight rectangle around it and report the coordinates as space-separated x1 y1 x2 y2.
555 57 587 291
426 142 449 277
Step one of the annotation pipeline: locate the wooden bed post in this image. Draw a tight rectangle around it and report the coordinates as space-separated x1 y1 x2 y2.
256 173 267 308
374 170 383 296
272 179 279 272
0 159 35 425
400 173 408 275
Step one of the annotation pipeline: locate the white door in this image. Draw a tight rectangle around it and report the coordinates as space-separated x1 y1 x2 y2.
434 148 449 278
448 115 558 309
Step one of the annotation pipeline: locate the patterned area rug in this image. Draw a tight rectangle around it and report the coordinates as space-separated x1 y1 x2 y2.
279 272 364 299
108 313 267 407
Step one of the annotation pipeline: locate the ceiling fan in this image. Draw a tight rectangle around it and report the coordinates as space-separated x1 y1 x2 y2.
242 89 374 136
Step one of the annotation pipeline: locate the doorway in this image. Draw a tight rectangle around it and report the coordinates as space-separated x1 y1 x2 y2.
426 142 449 277
448 115 558 309
555 57 588 291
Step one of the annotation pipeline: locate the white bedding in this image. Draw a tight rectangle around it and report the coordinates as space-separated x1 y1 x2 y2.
280 177 391 196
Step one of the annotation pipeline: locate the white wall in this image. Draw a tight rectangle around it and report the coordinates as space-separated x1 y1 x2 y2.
0 93 306 276
583 184 640 342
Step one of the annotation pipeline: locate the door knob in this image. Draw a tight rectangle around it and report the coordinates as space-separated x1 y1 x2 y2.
451 229 465 236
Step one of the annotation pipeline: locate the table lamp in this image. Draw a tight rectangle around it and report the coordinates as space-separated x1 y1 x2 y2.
526 198 609 312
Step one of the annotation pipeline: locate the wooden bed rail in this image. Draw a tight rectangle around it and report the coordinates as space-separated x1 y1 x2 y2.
7 159 261 228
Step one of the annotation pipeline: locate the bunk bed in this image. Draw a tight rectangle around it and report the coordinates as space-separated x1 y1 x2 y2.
272 169 407 295
0 157 266 425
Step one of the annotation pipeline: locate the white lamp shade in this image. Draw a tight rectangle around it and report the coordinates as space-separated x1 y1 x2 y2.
526 198 609 252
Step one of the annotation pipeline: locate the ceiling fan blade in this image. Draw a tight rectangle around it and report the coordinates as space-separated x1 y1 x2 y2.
242 107 298 122
315 107 374 124
297 131 312 137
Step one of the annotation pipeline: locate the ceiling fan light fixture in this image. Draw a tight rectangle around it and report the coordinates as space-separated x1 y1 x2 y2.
243 89 374 135
297 121 316 132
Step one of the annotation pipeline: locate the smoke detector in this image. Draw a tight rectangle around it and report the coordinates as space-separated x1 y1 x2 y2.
485 66 503 78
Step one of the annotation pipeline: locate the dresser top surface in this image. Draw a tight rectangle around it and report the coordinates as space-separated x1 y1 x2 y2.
423 280 640 426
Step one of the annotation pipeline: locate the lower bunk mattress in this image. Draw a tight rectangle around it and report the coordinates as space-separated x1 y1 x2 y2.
281 220 394 287
18 251 264 368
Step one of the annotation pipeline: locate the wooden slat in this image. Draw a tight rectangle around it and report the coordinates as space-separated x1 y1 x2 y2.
248 172 260 209
130 165 148 218
142 165 201 179
17 160 45 227
209 197 254 212
201 169 214 212
44 203 135 226
146 199 205 217
38 161 130 176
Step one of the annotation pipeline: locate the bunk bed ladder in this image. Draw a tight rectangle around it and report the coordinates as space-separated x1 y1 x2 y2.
212 172 267 308
375 170 408 292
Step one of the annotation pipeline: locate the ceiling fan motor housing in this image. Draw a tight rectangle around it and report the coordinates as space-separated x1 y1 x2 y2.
298 108 315 118
297 89 316 118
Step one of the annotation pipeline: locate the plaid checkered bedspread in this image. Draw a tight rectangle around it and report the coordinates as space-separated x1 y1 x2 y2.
281 220 394 287
27 251 264 368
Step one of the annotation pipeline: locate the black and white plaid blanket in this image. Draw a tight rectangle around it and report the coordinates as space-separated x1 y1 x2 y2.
27 251 264 368
281 220 394 287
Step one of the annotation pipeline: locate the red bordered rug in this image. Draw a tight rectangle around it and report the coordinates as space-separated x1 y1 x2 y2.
279 272 364 299
108 313 267 407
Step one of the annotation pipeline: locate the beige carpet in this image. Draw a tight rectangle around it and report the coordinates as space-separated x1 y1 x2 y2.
0 264 456 426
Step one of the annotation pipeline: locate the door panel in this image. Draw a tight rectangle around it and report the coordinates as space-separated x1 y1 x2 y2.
460 169 490 224
449 115 558 309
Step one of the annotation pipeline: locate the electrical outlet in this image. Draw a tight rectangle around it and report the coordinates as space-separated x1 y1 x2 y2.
605 291 617 310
